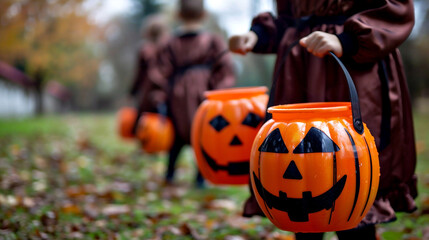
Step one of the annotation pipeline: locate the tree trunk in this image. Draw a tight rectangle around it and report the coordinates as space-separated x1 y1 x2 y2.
34 70 44 115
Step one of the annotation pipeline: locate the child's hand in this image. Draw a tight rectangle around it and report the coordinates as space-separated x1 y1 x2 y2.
300 31 343 58
229 31 258 55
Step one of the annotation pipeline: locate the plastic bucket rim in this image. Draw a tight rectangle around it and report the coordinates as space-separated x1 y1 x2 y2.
204 86 268 100
268 102 352 114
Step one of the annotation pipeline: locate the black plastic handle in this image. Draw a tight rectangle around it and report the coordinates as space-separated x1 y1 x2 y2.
328 52 363 134
267 41 364 134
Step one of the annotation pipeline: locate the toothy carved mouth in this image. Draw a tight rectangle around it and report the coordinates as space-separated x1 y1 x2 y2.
252 172 347 222
201 147 249 175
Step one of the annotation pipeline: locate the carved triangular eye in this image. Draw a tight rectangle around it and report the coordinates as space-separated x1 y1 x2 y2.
293 127 340 153
242 112 262 128
209 115 229 132
258 128 289 153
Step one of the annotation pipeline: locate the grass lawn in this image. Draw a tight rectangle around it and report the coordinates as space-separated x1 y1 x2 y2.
0 113 428 239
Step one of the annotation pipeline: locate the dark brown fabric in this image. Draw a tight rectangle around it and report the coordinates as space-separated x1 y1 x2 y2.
149 32 235 143
131 43 160 113
245 0 417 226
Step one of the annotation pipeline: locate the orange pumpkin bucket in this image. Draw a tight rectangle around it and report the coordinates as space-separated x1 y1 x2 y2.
191 86 268 185
137 112 174 154
117 107 138 140
250 53 380 232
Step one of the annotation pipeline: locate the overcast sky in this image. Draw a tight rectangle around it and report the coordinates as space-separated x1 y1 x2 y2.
85 0 275 36
86 0 428 39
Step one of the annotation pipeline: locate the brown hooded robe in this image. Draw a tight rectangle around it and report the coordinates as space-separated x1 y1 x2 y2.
149 32 236 144
245 0 417 226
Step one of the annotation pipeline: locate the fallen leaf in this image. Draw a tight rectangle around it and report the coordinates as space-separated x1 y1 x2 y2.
204 194 216 202
161 185 187 199
144 181 160 192
423 177 429 188
204 219 218 230
421 195 429 215
224 236 247 240
267 232 295 240
41 211 57 228
180 222 192 235
147 212 172 225
83 203 99 219
1 172 24 190
109 181 132 193
204 199 237 211
226 216 256 230
34 156 48 169
132 229 144 238
22 197 35 208
102 204 130 217
76 134 94 152
61 203 82 215
0 195 18 207
95 219 107 228
66 185 95 198
112 155 128 164
155 226 183 238
67 232 84 239
416 140 425 154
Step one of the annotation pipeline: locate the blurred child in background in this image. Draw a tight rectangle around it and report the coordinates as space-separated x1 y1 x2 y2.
128 14 170 134
148 0 236 187
229 0 417 239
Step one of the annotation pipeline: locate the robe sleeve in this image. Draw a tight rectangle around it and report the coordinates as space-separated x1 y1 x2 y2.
129 53 145 97
250 12 291 54
337 0 414 63
146 43 173 110
208 36 236 90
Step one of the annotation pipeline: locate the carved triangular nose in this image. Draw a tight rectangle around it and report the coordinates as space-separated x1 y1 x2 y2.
230 135 242 146
283 160 302 180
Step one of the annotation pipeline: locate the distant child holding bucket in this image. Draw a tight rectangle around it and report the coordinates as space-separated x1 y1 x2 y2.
229 0 417 239
148 0 235 187
128 14 170 135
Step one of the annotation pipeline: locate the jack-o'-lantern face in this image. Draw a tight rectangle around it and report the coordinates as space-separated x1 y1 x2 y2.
250 114 380 232
200 111 263 175
191 87 268 185
252 127 346 222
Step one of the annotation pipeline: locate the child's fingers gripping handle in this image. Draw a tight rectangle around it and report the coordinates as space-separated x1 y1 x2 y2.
299 31 343 58
268 40 363 134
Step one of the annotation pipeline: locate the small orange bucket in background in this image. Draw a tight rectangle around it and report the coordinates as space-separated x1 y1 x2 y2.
191 86 268 185
117 107 138 140
137 112 174 154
